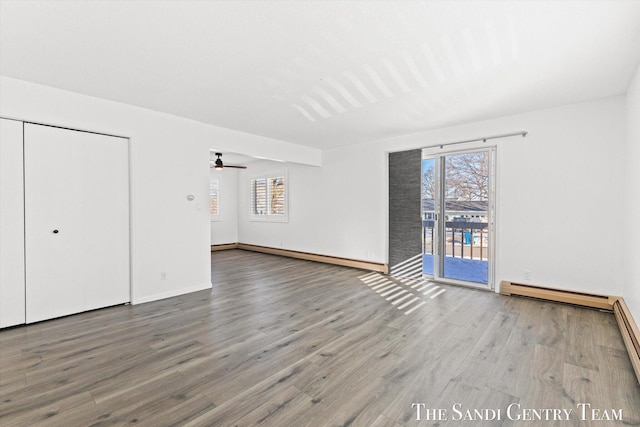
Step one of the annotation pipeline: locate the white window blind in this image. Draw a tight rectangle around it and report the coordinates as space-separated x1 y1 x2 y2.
269 176 285 215
250 172 287 221
210 179 219 217
251 178 267 216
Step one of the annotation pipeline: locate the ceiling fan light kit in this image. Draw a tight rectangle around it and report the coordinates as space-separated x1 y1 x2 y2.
214 153 224 170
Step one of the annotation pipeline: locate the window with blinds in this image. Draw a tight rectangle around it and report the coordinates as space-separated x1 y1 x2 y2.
269 177 285 215
251 178 267 216
210 179 220 218
250 173 287 221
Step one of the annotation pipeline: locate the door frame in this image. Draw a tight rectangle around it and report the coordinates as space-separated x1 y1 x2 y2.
422 146 496 290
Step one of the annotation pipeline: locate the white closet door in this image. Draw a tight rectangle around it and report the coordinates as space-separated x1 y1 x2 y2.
24 124 129 323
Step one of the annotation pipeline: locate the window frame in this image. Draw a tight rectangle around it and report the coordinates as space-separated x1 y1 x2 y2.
250 170 288 222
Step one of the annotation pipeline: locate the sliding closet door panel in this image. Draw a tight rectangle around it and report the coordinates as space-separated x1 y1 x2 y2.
24 125 84 322
0 118 26 327
24 124 129 323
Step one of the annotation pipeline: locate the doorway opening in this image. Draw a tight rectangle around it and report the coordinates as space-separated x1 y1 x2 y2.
421 147 495 288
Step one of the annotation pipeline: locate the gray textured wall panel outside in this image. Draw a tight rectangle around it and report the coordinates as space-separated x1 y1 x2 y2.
388 150 422 269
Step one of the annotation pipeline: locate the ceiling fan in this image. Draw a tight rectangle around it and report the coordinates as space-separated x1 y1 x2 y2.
210 152 247 170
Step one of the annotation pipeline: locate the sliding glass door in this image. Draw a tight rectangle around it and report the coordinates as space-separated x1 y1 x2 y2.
421 147 495 288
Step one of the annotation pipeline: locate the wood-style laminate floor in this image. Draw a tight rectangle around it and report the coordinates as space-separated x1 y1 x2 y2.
1 250 639 426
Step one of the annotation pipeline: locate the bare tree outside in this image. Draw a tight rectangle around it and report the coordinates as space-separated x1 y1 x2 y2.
422 162 435 201
422 153 488 202
445 152 488 201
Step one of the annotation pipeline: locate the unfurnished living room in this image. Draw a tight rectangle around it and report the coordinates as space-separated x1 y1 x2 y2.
1 1 640 426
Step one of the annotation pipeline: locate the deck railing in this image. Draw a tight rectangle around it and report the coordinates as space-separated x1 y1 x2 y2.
423 220 489 261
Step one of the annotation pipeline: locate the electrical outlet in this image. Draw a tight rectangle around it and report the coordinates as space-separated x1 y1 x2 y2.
161 272 167 280
524 270 531 280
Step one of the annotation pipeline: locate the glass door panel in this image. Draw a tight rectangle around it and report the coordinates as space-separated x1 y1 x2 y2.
421 158 436 276
422 148 494 287
442 152 489 284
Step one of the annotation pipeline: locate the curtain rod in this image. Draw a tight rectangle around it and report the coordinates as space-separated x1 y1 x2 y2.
424 131 528 149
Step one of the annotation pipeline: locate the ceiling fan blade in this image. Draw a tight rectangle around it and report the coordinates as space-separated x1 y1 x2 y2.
210 153 247 169
209 163 247 169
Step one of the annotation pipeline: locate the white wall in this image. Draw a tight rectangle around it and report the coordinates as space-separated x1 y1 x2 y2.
210 167 239 245
0 76 320 305
238 152 386 261
623 63 640 321
240 96 627 296
3 75 630 305
0 118 26 327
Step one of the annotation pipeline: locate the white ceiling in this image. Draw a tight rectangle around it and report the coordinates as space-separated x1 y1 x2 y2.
1 1 640 150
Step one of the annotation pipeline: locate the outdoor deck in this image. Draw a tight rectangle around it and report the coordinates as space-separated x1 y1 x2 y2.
423 220 489 284
422 254 488 284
